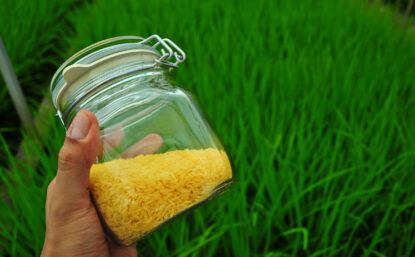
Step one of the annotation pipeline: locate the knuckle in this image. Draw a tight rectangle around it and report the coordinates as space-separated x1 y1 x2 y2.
50 199 92 220
50 204 69 219
58 150 77 169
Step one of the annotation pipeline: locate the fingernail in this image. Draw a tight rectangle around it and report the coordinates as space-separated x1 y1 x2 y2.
67 111 91 140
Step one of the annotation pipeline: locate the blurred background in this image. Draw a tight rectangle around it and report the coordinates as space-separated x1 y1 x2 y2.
1 0 415 256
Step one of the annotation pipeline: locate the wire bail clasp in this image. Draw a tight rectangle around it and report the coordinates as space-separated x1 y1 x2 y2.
139 35 186 71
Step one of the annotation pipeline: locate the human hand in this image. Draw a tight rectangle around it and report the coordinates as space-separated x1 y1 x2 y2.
41 110 138 257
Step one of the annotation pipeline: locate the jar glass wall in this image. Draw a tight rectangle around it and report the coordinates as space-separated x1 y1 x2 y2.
51 36 233 245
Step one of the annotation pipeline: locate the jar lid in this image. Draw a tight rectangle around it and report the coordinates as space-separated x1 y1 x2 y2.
50 35 186 119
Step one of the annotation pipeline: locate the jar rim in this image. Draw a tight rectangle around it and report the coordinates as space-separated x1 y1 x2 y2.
50 36 161 108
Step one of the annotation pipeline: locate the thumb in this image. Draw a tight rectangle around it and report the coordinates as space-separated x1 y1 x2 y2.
54 110 100 206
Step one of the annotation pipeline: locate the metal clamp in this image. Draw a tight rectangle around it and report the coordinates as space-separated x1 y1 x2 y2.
139 35 186 71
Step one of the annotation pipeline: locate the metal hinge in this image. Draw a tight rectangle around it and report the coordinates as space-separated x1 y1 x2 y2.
139 35 186 71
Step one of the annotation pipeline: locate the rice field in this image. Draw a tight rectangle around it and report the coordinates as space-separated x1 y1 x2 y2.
1 0 415 256
0 0 81 164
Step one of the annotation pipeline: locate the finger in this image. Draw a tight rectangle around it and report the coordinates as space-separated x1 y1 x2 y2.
45 177 56 222
99 128 125 159
120 133 163 158
46 178 56 211
53 110 100 207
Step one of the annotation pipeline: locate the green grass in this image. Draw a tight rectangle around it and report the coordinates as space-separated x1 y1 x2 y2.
0 108 63 257
1 0 415 256
0 0 80 164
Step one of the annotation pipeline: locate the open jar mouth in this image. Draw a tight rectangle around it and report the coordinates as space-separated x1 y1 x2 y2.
50 35 186 126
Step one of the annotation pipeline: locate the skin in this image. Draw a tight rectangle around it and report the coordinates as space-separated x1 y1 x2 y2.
41 110 141 257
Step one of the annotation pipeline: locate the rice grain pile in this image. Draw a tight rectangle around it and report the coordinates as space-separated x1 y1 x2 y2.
90 148 232 245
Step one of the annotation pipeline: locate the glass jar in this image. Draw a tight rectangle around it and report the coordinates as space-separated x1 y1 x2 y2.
50 35 233 246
